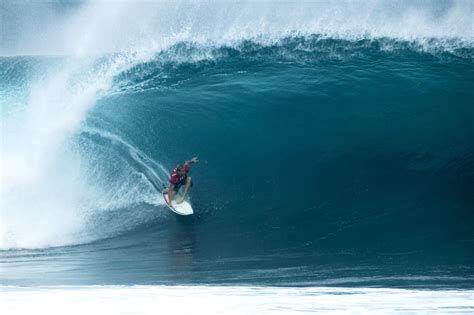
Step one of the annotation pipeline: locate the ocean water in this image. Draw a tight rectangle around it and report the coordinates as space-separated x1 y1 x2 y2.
1 0 473 313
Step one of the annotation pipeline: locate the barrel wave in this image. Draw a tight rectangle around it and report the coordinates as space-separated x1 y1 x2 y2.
0 0 473 288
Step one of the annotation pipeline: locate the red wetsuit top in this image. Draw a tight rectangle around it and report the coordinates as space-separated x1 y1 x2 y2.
170 163 189 186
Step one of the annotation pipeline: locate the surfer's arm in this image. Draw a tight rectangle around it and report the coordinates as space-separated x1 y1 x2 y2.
184 157 199 166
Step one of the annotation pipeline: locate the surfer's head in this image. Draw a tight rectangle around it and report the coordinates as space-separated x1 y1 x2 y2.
176 165 184 174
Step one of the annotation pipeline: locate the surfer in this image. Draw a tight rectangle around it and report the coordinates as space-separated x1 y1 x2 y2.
166 157 199 204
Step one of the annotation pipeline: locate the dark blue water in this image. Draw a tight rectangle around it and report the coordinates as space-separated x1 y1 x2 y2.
1 37 473 288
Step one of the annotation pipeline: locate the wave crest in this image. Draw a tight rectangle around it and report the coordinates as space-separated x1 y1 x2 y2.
2 0 472 56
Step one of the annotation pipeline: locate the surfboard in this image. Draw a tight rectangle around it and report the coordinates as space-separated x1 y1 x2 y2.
162 188 193 216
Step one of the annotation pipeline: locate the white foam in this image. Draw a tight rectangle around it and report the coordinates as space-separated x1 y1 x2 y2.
1 285 473 314
0 49 161 250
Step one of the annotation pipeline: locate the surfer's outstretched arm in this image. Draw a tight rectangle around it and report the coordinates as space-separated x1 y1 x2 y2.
184 156 199 166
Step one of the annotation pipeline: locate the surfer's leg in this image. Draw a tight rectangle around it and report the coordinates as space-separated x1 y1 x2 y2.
181 176 192 199
168 189 175 204
167 184 180 204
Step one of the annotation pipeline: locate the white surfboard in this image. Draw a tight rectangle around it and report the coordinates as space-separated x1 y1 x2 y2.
162 189 194 216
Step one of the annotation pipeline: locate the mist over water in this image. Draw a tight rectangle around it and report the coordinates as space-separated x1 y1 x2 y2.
0 0 473 291
2 0 472 56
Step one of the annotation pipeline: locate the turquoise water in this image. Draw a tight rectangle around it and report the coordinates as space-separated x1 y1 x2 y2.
1 1 473 290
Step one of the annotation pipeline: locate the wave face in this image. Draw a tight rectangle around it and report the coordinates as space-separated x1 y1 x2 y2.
0 1 473 287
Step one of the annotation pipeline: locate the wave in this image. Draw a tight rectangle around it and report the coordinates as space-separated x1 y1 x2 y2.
2 40 473 251
2 39 474 250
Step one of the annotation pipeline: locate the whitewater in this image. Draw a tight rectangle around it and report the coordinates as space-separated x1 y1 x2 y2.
1 0 473 313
